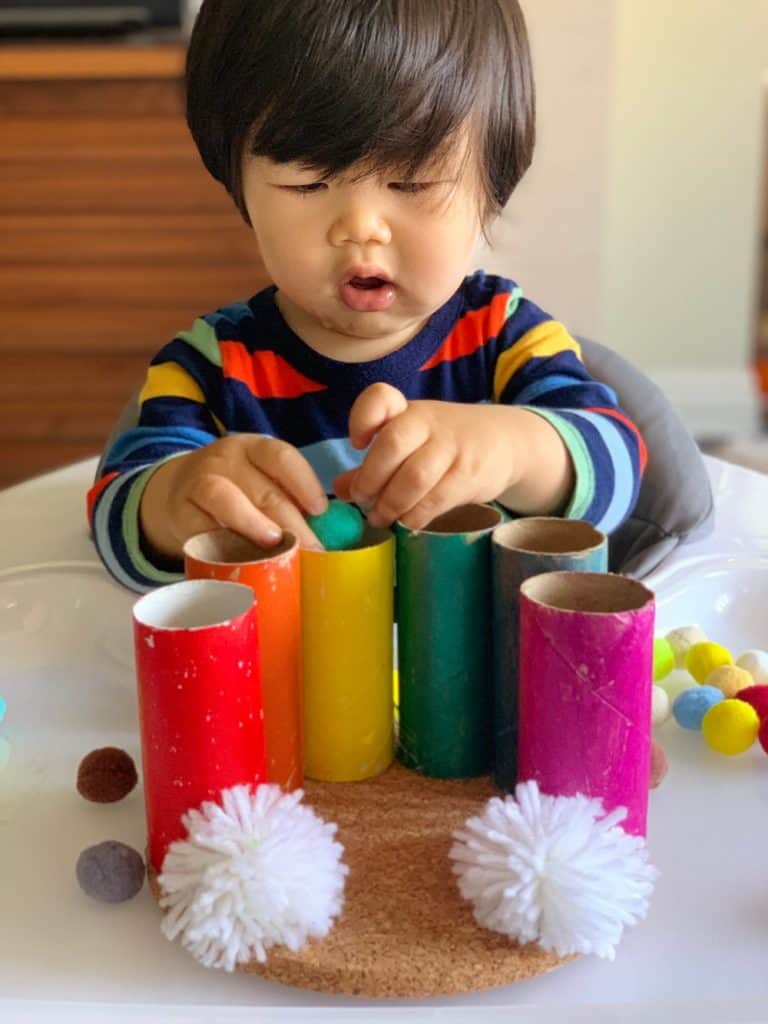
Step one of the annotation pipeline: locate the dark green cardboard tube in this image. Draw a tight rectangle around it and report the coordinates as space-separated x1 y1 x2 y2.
395 504 502 778
491 518 607 792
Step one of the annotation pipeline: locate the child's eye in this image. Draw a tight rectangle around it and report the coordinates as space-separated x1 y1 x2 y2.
286 182 327 195
389 181 433 194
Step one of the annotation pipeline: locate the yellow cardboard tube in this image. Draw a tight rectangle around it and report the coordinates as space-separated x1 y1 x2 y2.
301 527 394 781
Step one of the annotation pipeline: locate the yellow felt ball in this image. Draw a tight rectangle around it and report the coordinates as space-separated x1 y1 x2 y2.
701 699 759 755
685 641 733 684
705 664 753 699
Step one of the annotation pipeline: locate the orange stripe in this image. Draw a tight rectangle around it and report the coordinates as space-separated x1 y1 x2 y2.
420 292 511 371
590 407 648 474
86 470 120 527
220 342 327 400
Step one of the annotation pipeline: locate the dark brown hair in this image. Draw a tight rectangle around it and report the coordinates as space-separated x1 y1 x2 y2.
186 0 535 231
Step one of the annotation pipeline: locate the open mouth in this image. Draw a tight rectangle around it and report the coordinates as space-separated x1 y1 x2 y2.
339 271 396 312
349 276 390 290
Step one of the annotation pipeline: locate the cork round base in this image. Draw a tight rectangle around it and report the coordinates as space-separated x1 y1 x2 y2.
150 762 569 998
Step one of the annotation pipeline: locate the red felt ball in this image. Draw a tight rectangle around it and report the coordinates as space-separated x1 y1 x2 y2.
649 739 668 789
735 685 768 721
759 716 768 755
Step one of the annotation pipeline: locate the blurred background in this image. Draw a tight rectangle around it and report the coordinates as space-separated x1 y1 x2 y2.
1 0 767 489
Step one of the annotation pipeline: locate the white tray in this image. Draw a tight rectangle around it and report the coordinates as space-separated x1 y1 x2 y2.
2 555 768 1023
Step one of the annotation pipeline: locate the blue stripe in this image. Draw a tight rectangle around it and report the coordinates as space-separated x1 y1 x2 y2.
562 410 634 534
105 426 214 467
299 437 366 493
204 303 253 330
93 468 158 592
513 374 618 408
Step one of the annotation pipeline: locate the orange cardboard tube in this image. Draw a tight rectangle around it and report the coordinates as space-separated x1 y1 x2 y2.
184 530 303 791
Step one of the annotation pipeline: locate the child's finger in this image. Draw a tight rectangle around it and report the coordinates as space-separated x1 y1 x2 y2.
189 474 288 547
348 382 408 449
333 469 357 501
349 413 429 507
246 436 327 517
396 461 469 532
366 440 454 527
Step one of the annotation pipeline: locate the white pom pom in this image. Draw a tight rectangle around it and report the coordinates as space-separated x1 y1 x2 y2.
450 781 658 960
158 784 348 971
651 684 671 726
665 625 707 667
735 649 768 685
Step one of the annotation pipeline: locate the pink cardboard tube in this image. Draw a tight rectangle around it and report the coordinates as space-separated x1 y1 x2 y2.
518 571 654 836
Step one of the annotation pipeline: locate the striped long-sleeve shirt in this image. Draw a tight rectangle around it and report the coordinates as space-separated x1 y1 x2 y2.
88 271 646 591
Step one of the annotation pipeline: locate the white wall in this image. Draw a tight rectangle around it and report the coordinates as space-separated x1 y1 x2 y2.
478 0 768 435
477 0 615 341
601 1 768 371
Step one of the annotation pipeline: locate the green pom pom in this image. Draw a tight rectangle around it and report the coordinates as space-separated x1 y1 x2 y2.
653 637 675 682
307 499 365 551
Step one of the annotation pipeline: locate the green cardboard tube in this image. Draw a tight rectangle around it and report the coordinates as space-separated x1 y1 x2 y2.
395 504 502 778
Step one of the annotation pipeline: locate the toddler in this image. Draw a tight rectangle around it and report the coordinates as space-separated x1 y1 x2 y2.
88 0 645 591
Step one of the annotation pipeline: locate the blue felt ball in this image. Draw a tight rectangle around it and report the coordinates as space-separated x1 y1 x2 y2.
0 696 5 723
307 499 365 551
672 685 723 731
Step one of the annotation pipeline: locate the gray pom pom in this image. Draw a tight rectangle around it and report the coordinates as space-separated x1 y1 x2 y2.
76 840 146 903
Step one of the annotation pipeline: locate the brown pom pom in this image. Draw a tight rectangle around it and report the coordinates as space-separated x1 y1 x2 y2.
649 739 668 789
76 746 138 803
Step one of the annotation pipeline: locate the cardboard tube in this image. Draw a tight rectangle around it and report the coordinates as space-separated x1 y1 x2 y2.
184 530 303 791
133 579 266 871
301 526 394 781
491 518 607 792
518 571 654 836
396 504 502 779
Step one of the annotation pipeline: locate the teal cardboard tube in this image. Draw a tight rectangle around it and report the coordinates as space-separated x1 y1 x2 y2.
491 518 607 793
396 504 502 779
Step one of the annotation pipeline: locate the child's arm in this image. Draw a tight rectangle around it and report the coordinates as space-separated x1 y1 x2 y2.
88 317 326 592
335 306 644 533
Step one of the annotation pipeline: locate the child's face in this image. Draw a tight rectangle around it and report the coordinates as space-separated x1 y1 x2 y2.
241 138 483 360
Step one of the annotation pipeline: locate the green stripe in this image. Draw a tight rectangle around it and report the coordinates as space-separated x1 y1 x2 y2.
176 318 223 368
520 406 595 519
505 286 523 321
122 456 187 585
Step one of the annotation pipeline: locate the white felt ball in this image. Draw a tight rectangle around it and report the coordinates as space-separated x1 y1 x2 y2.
450 780 658 961
658 669 696 701
651 685 671 727
735 650 768 686
665 625 707 668
158 784 348 971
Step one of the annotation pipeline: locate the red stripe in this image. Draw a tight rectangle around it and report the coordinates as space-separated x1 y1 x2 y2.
221 341 326 400
86 470 120 528
589 407 648 474
420 292 511 371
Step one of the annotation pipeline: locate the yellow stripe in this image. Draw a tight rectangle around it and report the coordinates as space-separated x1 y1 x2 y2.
493 321 582 400
138 362 206 407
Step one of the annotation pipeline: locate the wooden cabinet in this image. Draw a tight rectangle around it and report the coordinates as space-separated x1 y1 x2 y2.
0 42 270 488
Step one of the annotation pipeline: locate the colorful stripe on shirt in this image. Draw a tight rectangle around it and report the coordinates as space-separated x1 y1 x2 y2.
88 271 645 591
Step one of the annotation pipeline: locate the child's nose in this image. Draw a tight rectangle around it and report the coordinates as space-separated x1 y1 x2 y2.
328 202 392 248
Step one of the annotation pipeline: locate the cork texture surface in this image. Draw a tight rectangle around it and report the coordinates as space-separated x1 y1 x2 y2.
150 762 569 997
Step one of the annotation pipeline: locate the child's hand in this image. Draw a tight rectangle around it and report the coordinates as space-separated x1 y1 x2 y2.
334 383 523 530
140 434 328 560
335 383 574 530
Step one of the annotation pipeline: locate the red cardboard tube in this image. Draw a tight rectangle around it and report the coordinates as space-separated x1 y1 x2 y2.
132 579 267 872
